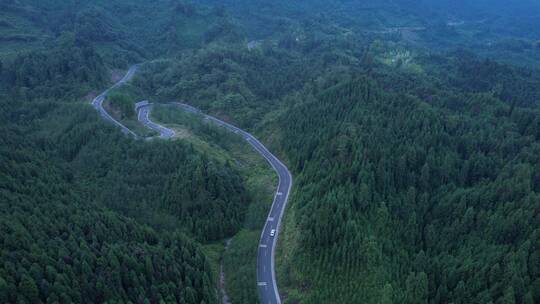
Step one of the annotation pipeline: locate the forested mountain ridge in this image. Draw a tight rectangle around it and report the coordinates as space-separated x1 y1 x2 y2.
1 0 540 303
0 1 258 303
0 39 108 100
274 75 540 303
126 5 540 302
202 0 540 67
0 0 238 62
0 0 240 102
204 0 540 39
0 96 222 303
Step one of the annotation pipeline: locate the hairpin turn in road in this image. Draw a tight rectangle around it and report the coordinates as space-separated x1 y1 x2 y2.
92 67 292 304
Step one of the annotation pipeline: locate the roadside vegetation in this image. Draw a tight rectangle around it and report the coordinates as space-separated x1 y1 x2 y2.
0 1 251 303
1 1 539 303
132 3 540 302
106 92 135 120
150 104 276 303
104 84 158 137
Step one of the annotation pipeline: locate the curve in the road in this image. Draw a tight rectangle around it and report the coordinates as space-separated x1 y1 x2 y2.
93 68 292 304
172 102 292 304
137 104 176 139
91 65 140 138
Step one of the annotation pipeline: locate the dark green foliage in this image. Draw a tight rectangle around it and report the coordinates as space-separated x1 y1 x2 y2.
0 196 215 304
419 51 540 109
133 30 365 127
74 7 123 43
127 6 540 302
203 0 540 68
275 71 540 303
0 39 107 100
2 1 540 304
0 3 253 299
40 102 250 243
222 231 260 304
107 92 135 119
0 0 238 61
133 47 302 127
150 104 276 304
0 100 217 304
160 157 248 240
0 86 249 302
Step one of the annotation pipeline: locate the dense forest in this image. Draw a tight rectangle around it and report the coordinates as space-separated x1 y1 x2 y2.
0 0 237 62
275 72 540 303
1 0 540 304
0 96 226 303
202 0 540 67
128 2 540 303
0 1 255 303
134 35 540 303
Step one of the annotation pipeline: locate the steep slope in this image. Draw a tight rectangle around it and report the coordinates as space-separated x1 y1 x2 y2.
2 2 539 304
0 2 253 303
202 0 540 67
0 100 217 303
0 0 237 61
274 60 540 303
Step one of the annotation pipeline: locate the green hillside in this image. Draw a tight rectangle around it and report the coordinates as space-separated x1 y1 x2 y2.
275 71 539 303
1 1 539 304
202 0 540 67
0 1 253 303
128 6 540 303
0 2 49 57
0 0 235 61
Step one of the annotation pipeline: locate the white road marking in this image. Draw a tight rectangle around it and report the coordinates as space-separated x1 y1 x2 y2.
167 100 293 304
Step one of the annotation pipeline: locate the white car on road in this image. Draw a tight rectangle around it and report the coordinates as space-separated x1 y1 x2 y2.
270 229 276 237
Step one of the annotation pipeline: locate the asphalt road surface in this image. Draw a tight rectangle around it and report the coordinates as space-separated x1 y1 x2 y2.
91 65 139 138
137 105 176 139
93 67 292 304
173 102 292 304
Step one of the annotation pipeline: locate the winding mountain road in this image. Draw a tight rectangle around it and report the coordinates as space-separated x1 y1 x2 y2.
173 102 292 304
92 68 292 304
137 104 176 139
91 65 140 138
